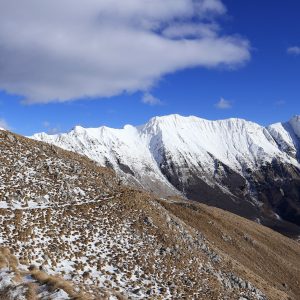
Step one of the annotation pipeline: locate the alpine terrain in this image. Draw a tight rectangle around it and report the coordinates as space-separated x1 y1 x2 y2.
33 114 300 238
0 128 300 299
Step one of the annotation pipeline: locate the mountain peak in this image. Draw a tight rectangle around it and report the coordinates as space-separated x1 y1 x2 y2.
147 114 189 124
145 114 257 128
71 125 86 134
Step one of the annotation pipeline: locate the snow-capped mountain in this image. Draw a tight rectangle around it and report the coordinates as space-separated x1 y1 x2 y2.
32 114 300 237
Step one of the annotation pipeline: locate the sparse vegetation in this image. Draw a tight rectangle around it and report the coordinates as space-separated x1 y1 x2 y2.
0 130 299 300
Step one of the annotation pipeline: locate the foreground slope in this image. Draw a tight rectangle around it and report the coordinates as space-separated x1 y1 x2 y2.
1 129 300 299
0 247 94 299
32 114 300 237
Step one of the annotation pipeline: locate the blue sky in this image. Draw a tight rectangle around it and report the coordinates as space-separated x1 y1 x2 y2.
0 0 300 135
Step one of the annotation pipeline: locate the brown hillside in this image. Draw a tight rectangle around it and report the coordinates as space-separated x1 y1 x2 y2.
0 129 299 299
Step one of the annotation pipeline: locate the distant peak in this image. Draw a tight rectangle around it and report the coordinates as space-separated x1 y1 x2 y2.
149 114 183 122
147 114 201 125
145 114 254 128
72 125 86 134
123 124 136 130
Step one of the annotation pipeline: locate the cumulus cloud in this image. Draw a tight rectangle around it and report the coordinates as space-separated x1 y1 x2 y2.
142 93 163 106
162 23 220 39
0 118 10 130
215 98 232 109
0 0 250 104
287 46 300 55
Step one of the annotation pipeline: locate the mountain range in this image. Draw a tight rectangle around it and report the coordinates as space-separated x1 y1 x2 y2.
32 114 300 238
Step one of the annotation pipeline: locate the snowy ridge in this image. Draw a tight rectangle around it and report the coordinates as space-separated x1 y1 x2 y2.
33 120 181 196
32 114 300 198
140 115 299 171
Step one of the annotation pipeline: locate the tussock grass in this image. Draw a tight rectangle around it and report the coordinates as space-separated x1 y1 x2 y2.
30 269 94 300
25 283 38 300
0 247 18 272
0 247 96 300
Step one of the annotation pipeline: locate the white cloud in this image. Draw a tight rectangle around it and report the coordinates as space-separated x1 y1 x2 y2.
162 23 219 39
0 0 250 104
287 46 300 55
142 93 163 105
215 98 232 109
0 118 10 130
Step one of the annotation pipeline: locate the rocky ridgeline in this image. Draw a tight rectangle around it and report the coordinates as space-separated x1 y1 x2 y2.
0 129 299 299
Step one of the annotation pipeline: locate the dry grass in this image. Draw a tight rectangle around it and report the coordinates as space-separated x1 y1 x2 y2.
29 271 95 299
0 247 18 272
0 247 95 300
160 199 300 300
25 283 38 300
29 269 94 299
